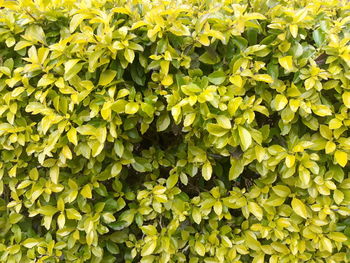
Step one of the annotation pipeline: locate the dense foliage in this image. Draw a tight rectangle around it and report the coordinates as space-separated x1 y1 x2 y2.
1 0 350 262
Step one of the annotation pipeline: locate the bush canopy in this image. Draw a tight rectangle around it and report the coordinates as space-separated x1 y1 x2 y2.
0 0 350 262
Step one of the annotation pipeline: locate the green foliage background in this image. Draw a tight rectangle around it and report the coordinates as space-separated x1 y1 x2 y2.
1 0 350 262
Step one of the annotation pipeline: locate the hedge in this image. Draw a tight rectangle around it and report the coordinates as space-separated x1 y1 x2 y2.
0 0 350 262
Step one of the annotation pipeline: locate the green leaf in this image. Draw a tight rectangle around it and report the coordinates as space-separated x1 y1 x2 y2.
208 70 226 85
199 51 219 64
313 28 325 47
156 113 170 131
229 158 244 180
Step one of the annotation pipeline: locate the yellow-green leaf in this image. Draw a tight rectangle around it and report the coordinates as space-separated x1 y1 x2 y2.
99 70 117 86
195 241 206 256
238 126 252 151
141 239 157 256
274 94 288 111
192 207 201 224
213 201 222 216
342 92 350 108
328 232 347 242
202 161 212 181
248 202 263 220
291 198 308 219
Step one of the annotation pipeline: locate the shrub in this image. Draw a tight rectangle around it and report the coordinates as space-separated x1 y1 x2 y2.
1 0 350 262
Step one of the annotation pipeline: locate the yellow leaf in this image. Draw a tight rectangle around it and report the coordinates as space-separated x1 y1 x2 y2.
66 208 82 220
238 126 252 151
328 232 347 242
81 184 92 199
334 150 347 167
333 189 344 205
99 70 117 86
229 75 243 87
67 127 78 145
101 102 112 120
57 213 65 229
320 237 332 253
171 105 181 123
313 105 332 117
342 92 350 108
22 238 39 248
213 201 222 216
252 253 265 263
274 94 288 111
141 239 157 256
184 113 196 127
161 74 173 86
62 145 72 159
195 241 206 256
329 118 342 129
291 198 308 219
253 74 273 83
24 25 46 44
305 78 315 90
70 14 90 33
289 99 300 112
325 141 336 154
124 48 135 63
244 13 266 20
255 145 266 162
131 21 147 30
289 24 298 38
125 102 139 114
285 155 295 168
248 202 263 220
86 231 94 246
50 166 59 184
228 97 242 116
202 161 212 181
278 56 294 71
216 115 232 129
